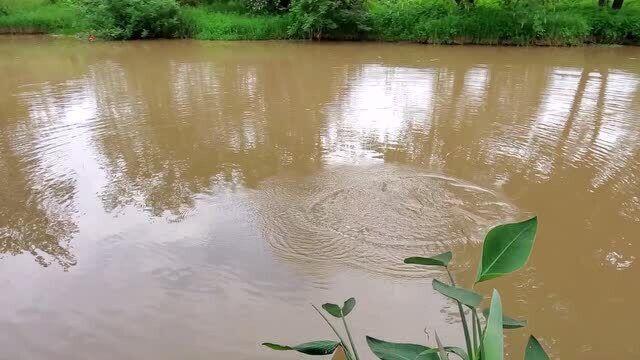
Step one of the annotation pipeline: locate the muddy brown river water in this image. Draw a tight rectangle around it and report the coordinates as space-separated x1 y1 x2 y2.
1 36 639 359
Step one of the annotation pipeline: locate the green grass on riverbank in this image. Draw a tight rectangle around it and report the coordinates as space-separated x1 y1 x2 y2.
182 5 290 40
1 0 639 45
0 0 85 34
370 0 640 45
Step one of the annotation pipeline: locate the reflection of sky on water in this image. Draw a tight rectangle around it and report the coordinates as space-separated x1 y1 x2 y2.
324 65 436 161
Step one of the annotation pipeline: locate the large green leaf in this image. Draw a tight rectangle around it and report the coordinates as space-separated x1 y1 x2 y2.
524 336 550 360
366 336 435 360
482 290 504 360
322 303 343 318
262 340 340 355
404 252 452 267
482 308 527 329
432 279 482 308
342 297 356 317
476 217 538 283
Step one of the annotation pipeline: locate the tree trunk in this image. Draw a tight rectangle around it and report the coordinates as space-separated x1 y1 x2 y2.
612 0 623 9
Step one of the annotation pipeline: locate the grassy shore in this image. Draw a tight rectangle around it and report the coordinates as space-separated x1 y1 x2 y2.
182 4 291 40
1 0 639 45
0 0 85 34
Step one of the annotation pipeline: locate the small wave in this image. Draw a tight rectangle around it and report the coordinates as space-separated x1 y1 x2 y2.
251 164 519 276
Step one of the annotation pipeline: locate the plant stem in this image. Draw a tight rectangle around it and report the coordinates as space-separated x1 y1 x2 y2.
471 309 478 359
474 309 484 359
312 304 354 360
446 267 457 287
341 312 360 360
474 309 483 339
445 267 473 360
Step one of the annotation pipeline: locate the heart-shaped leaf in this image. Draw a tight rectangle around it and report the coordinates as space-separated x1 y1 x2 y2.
322 298 356 318
366 336 434 360
322 303 343 318
482 290 504 360
263 340 340 355
482 308 527 329
524 336 550 360
404 251 452 267
476 217 538 283
432 279 482 308
342 297 356 317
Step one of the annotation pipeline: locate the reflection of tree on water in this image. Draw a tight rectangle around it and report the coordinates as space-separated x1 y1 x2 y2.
0 39 91 269
91 44 349 217
0 146 77 269
0 97 78 270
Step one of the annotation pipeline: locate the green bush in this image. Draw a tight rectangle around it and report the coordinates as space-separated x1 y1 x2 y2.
287 0 370 39
79 0 186 39
413 15 461 43
369 0 457 41
543 12 590 45
590 8 640 43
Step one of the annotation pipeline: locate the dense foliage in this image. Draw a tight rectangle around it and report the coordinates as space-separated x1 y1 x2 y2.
263 217 550 360
79 0 186 39
1 0 640 43
287 0 370 39
244 0 291 13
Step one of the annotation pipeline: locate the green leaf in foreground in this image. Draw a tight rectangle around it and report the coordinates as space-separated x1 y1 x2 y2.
262 340 340 355
342 297 356 317
322 303 343 318
482 290 504 360
404 251 452 267
482 308 527 329
366 336 435 360
432 279 482 308
476 217 538 283
525 336 550 360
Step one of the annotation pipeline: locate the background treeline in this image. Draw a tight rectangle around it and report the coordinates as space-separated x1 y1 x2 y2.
1 0 639 44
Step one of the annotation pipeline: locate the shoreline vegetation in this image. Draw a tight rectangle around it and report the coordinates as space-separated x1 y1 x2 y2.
1 0 639 45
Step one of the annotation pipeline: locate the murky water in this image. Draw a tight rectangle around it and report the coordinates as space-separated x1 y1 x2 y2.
1 36 639 359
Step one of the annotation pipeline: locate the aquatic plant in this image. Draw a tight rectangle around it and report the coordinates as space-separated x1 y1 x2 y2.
262 216 550 360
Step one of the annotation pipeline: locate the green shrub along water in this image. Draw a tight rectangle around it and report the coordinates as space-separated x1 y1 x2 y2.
1 0 639 44
78 0 187 40
287 0 371 40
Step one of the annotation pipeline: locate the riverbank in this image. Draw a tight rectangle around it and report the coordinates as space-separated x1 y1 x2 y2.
1 0 639 45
